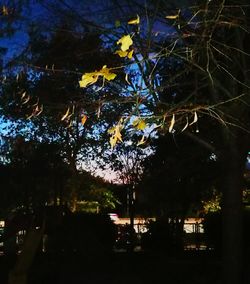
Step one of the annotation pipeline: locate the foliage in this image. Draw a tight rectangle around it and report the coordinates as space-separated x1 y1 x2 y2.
74 172 121 213
138 134 220 218
202 211 222 252
74 1 250 150
0 137 71 213
141 217 183 253
45 211 118 254
201 188 222 214
203 209 250 254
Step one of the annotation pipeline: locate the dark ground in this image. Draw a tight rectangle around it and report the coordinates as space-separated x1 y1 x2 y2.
2 249 250 284
1 250 224 284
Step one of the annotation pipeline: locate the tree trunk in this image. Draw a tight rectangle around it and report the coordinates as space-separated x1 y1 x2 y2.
221 133 246 284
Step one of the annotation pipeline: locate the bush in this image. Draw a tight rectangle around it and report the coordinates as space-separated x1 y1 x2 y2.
202 209 250 254
141 218 183 253
45 211 117 254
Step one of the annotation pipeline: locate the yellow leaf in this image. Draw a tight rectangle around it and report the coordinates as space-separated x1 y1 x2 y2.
2 6 8 16
61 107 70 121
137 135 146 146
137 120 146 130
79 66 116 88
100 65 117 81
114 126 123 142
165 14 179 19
115 50 128 57
117 35 133 52
169 114 175 133
189 111 198 125
79 73 98 88
128 15 140 25
127 49 134 59
165 10 180 20
125 73 130 85
108 126 116 134
110 135 117 149
133 118 146 130
97 105 101 118
35 105 43 116
108 123 123 148
181 116 189 132
81 115 87 125
115 49 134 59
21 92 26 99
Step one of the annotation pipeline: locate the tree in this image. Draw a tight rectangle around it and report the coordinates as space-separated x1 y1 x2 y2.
2 1 250 283
139 134 220 218
68 170 120 213
0 136 72 211
76 2 250 283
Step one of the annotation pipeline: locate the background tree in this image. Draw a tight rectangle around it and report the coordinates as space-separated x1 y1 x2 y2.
139 134 220 217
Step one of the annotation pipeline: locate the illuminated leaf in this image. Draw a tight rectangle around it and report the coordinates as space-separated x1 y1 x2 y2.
110 135 117 149
127 49 134 59
22 96 30 105
79 73 98 88
66 121 73 128
168 114 175 132
35 105 43 116
137 120 146 130
128 15 140 25
165 10 180 20
67 105 75 119
34 105 40 112
133 118 146 130
117 35 133 52
115 49 134 59
181 116 189 132
97 104 102 118
137 135 146 146
81 115 87 125
115 50 128 57
21 92 26 99
100 65 117 81
189 111 198 125
61 107 70 121
2 6 8 16
125 73 130 84
108 126 116 134
79 66 116 88
108 122 123 148
165 14 179 19
27 104 43 119
114 127 123 142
